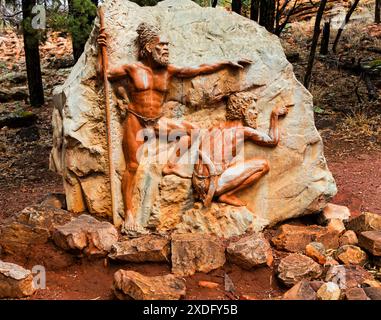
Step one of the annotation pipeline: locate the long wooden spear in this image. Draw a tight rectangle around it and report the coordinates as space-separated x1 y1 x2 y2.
98 7 118 226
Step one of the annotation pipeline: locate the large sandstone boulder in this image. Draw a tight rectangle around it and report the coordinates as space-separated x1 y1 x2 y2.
0 261 35 298
50 0 336 235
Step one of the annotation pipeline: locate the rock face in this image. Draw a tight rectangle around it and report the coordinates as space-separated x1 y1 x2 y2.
0 205 73 255
282 280 317 300
271 224 340 253
227 233 273 269
50 0 336 235
339 230 358 246
335 245 368 266
113 270 186 300
277 254 323 287
52 214 118 257
358 231 381 256
171 233 225 276
0 261 35 298
346 212 381 234
109 235 170 262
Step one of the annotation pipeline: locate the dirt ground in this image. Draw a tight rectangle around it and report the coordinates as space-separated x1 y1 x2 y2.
0 3 380 301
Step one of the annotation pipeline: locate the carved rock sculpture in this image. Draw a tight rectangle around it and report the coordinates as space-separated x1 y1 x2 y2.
50 0 336 236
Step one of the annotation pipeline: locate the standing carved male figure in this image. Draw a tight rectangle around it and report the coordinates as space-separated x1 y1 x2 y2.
98 22 252 232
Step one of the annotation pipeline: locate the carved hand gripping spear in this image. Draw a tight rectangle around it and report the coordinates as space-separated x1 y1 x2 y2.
98 7 118 226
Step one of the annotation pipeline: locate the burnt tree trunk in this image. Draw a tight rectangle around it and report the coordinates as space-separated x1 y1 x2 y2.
232 0 242 15
332 0 360 53
212 0 218 7
251 0 260 22
320 21 330 55
259 0 276 32
376 0 380 23
22 0 44 107
304 0 328 89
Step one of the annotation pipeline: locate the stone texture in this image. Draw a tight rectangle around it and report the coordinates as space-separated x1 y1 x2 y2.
226 233 273 269
325 265 374 290
52 214 118 257
0 261 35 298
171 233 225 276
113 270 186 300
339 230 358 246
271 224 340 253
305 242 327 264
50 0 336 233
335 245 368 266
39 193 67 210
282 280 317 300
109 235 170 262
327 219 346 235
345 288 369 300
277 254 323 287
364 287 381 300
319 203 351 224
358 231 381 256
346 212 381 234
316 282 341 300
0 205 73 255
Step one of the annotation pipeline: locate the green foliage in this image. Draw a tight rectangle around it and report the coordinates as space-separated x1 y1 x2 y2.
49 0 97 44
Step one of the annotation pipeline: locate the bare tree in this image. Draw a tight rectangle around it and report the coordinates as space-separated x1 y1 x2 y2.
231 0 242 14
376 0 380 23
22 0 44 106
320 20 330 55
212 0 218 7
250 0 260 22
304 0 328 89
332 0 361 53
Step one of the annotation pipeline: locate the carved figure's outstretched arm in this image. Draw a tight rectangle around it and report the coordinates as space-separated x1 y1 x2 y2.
168 58 252 78
244 105 288 147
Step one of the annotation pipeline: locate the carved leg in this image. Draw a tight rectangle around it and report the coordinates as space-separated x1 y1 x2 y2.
121 163 139 232
215 158 269 207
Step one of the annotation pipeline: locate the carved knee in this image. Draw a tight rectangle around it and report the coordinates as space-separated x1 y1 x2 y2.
126 163 139 173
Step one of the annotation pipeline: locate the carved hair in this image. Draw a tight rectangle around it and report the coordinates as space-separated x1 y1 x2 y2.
136 22 161 59
226 92 258 128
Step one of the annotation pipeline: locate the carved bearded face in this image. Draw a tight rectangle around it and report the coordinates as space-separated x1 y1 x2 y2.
149 36 169 66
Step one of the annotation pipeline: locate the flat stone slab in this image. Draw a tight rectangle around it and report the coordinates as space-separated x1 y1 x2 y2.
271 224 340 253
52 214 118 257
227 233 273 269
277 253 323 287
358 231 381 256
171 233 226 276
113 270 186 300
0 261 35 298
345 287 370 300
320 204 351 223
109 235 170 262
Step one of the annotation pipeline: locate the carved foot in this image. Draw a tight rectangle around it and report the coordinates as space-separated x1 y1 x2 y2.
162 164 192 179
121 214 148 237
218 194 246 207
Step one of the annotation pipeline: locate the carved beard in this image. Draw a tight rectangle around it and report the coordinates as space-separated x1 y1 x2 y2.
151 48 169 66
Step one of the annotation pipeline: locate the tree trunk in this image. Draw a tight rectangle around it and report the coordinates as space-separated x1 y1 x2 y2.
332 0 360 53
231 0 242 15
304 0 328 89
376 0 380 23
22 0 44 107
320 21 330 55
212 0 218 7
259 0 276 32
250 0 260 22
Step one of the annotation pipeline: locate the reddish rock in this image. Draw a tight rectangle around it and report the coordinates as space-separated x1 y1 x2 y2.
52 214 118 257
113 270 186 300
364 287 381 300
327 219 346 235
325 265 374 290
346 212 381 234
305 242 327 264
345 288 369 300
282 280 317 300
171 233 225 276
109 235 170 262
316 282 341 300
227 233 273 269
358 231 381 256
198 281 219 289
320 204 351 223
271 224 340 253
309 281 325 292
339 230 358 246
0 261 35 298
335 245 368 266
277 254 323 287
